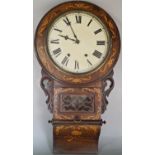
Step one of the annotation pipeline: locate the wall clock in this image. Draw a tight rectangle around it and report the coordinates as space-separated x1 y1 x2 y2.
35 1 120 154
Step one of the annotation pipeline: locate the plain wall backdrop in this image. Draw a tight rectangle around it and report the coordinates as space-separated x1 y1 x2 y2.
33 0 122 155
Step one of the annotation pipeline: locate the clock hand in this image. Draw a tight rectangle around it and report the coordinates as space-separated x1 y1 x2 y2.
58 34 77 42
65 16 80 44
70 26 80 44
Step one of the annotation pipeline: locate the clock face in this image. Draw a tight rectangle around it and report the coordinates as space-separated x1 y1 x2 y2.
47 11 110 74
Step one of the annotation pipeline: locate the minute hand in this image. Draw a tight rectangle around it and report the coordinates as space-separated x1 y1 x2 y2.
70 25 77 39
69 25 80 44
66 17 80 43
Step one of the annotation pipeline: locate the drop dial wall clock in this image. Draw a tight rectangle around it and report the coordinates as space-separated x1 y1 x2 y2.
35 1 120 154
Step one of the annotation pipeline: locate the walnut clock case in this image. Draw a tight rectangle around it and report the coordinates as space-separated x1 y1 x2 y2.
35 1 120 154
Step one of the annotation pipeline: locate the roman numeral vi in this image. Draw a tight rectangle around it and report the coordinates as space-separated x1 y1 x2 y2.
75 60 79 69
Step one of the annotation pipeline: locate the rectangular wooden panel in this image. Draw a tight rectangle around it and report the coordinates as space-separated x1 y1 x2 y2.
53 87 103 120
53 124 101 154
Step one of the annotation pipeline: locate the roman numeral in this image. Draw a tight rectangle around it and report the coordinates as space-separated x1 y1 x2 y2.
87 59 92 66
53 48 62 57
61 56 69 66
50 39 59 44
94 28 102 35
75 60 79 69
97 41 105 45
54 28 62 33
87 19 93 27
76 15 82 23
93 50 102 58
63 17 71 26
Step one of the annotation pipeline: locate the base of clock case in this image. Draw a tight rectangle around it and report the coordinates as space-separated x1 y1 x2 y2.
53 138 98 154
53 124 101 154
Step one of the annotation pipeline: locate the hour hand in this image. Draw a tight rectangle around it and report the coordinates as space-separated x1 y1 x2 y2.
59 34 69 40
58 34 77 42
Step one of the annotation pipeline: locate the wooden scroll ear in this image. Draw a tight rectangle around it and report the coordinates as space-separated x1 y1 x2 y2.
40 69 54 113
102 70 114 113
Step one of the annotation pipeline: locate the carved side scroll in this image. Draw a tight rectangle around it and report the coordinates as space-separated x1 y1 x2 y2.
102 70 114 113
40 69 54 113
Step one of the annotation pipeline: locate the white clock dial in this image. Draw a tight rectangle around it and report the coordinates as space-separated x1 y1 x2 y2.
47 11 110 74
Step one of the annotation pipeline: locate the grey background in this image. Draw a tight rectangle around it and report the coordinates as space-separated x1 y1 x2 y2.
33 0 122 155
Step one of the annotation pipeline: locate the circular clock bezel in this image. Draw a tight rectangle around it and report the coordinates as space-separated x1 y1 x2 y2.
46 10 111 75
35 1 121 84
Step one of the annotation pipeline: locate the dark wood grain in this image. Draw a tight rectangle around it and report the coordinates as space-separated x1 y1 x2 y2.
53 124 101 154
